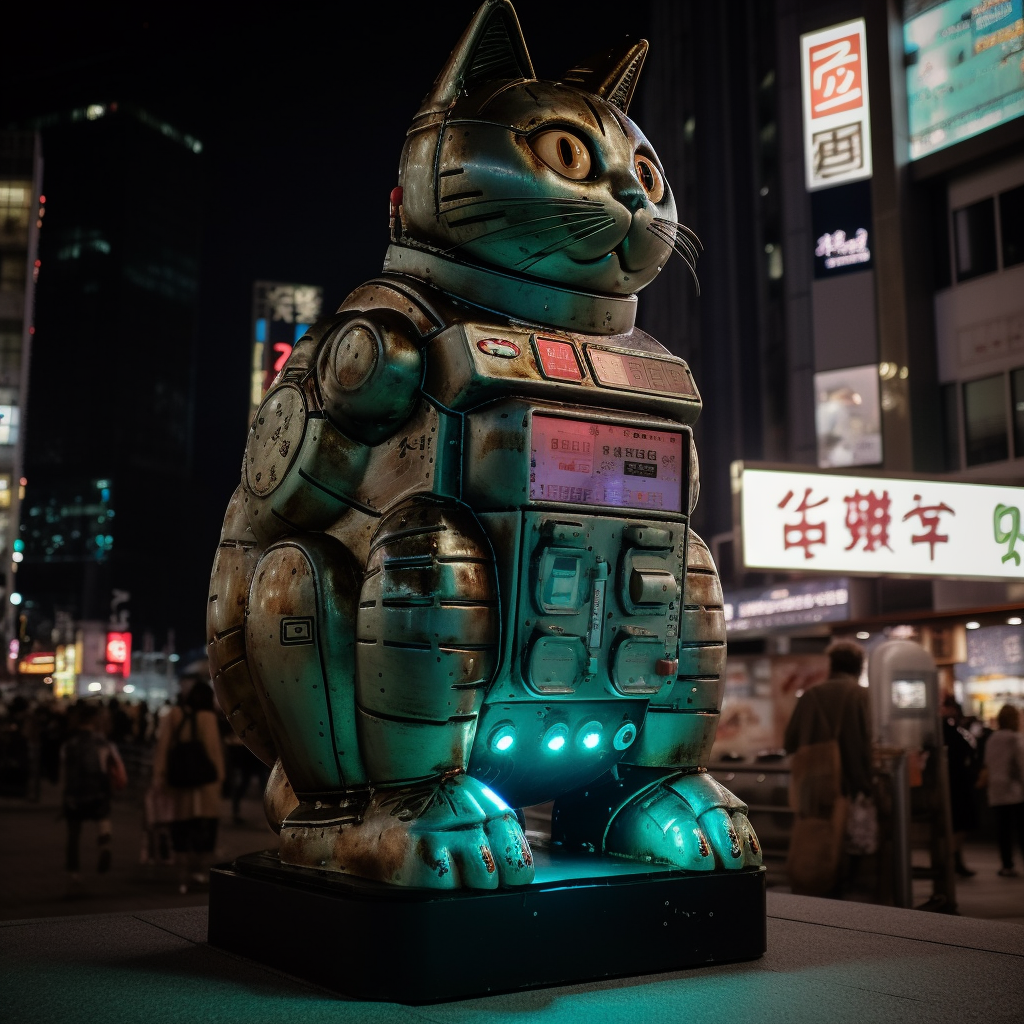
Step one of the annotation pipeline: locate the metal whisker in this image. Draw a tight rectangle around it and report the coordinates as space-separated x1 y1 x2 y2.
647 218 702 295
445 208 614 253
648 220 699 267
518 216 618 269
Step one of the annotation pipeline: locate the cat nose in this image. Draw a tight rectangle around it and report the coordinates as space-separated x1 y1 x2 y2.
614 177 647 213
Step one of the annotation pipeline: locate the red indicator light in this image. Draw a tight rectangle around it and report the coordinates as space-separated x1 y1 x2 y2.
477 338 521 358
534 337 582 382
39 195 46 204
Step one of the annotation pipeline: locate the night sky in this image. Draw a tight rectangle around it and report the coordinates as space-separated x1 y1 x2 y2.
3 1 657 652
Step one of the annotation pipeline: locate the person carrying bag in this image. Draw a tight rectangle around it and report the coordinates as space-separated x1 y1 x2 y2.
786 686 850 895
166 707 218 789
784 640 874 897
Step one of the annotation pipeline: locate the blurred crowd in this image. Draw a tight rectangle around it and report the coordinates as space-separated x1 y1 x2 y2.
0 674 270 895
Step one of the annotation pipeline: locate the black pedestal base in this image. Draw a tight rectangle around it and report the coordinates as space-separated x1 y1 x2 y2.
208 850 766 1003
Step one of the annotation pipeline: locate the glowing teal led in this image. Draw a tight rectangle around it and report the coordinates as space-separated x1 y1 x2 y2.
577 721 603 751
489 722 517 753
613 722 637 750
543 724 568 752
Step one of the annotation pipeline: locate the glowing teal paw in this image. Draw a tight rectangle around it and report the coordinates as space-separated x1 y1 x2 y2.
281 773 534 889
606 771 762 871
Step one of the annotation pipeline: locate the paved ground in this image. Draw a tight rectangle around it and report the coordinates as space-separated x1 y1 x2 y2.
3 780 1024 924
0 780 279 921
1 895 1021 1023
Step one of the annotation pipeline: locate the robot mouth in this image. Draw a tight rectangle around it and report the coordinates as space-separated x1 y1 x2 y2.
568 249 620 267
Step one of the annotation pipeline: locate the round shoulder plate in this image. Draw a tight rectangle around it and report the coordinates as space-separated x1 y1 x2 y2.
245 385 306 497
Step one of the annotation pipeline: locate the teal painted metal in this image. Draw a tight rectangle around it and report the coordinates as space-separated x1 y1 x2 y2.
207 0 761 888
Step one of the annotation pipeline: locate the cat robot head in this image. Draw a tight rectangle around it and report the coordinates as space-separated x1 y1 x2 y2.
391 0 698 304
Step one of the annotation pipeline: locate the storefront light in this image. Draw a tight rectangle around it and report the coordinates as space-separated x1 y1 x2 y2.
965 621 981 630
1009 617 1022 626
856 631 870 640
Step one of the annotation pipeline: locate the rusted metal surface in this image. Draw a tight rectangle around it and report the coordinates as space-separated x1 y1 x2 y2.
206 0 760 887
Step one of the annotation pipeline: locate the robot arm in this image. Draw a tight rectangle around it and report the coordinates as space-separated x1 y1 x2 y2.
242 310 422 543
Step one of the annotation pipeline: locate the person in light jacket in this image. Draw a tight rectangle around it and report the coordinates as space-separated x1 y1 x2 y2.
984 704 1024 878
153 678 225 893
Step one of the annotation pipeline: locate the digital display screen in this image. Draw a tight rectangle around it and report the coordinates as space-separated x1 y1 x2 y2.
904 0 1024 161
586 346 696 397
892 678 928 709
529 415 684 512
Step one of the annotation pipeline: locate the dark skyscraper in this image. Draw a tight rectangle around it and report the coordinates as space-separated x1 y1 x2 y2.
17 103 204 651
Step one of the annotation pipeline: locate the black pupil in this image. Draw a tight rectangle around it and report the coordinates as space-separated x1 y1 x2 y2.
638 160 654 192
558 137 574 166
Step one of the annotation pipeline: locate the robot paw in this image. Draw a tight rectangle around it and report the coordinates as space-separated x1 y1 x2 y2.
280 773 534 889
553 767 761 872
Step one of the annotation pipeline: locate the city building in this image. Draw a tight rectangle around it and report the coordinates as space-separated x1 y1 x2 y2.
640 0 1024 746
0 131 42 669
11 103 205 688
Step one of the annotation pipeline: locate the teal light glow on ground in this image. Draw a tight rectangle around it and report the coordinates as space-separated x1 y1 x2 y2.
2 896 1022 1024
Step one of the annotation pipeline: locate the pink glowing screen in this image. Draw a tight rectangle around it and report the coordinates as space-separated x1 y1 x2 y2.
529 415 684 513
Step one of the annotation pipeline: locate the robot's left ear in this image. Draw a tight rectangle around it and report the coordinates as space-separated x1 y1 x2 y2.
417 0 535 117
561 39 649 114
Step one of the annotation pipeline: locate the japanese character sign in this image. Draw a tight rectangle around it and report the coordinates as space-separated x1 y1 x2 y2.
779 488 828 559
807 32 864 118
801 19 873 191
740 467 1024 580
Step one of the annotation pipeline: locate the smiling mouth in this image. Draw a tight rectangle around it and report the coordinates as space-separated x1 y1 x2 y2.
569 249 619 266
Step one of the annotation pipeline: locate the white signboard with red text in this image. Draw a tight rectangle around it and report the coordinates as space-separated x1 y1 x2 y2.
800 19 873 190
739 466 1024 581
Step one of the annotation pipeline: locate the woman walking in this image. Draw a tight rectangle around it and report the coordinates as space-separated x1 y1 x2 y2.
153 678 225 893
984 704 1024 878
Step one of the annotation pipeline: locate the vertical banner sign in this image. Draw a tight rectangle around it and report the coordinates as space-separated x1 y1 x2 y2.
801 19 873 191
250 281 324 424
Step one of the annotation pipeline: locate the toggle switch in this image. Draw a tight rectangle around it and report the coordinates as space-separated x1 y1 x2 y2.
628 568 678 606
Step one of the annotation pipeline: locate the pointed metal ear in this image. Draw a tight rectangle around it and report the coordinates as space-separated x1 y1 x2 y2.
561 39 649 113
417 0 535 117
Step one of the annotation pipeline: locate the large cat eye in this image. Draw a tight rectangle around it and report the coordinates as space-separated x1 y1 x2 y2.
530 130 592 180
634 155 665 203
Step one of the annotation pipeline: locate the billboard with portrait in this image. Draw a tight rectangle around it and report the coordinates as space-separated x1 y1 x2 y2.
814 364 882 468
904 0 1024 161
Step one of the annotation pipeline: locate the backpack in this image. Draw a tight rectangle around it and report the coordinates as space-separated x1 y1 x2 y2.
63 731 112 814
166 709 218 788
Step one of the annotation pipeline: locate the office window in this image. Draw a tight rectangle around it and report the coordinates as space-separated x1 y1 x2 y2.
953 198 997 283
1001 185 1024 270
1013 368 1024 459
940 383 960 471
963 374 1008 465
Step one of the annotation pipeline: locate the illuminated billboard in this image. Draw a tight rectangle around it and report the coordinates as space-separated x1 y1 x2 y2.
250 281 323 422
905 0 1024 161
814 364 882 468
800 19 873 190
737 464 1024 580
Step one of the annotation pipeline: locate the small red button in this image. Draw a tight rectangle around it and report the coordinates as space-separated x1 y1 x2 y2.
477 338 521 358
656 658 678 677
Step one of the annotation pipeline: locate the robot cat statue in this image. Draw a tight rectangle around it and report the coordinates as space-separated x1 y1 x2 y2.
208 0 762 889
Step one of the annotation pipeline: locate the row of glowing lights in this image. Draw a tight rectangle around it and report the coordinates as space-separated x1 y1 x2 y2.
853 616 1022 640
489 720 637 755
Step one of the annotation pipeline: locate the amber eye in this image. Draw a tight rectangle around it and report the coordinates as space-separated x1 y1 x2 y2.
530 130 592 180
634 155 665 203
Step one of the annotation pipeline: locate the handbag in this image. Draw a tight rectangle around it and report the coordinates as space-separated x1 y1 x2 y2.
845 792 878 856
787 687 849 895
166 709 218 788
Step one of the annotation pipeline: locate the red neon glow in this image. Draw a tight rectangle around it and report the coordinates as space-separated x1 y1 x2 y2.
272 342 292 372
105 626 131 675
